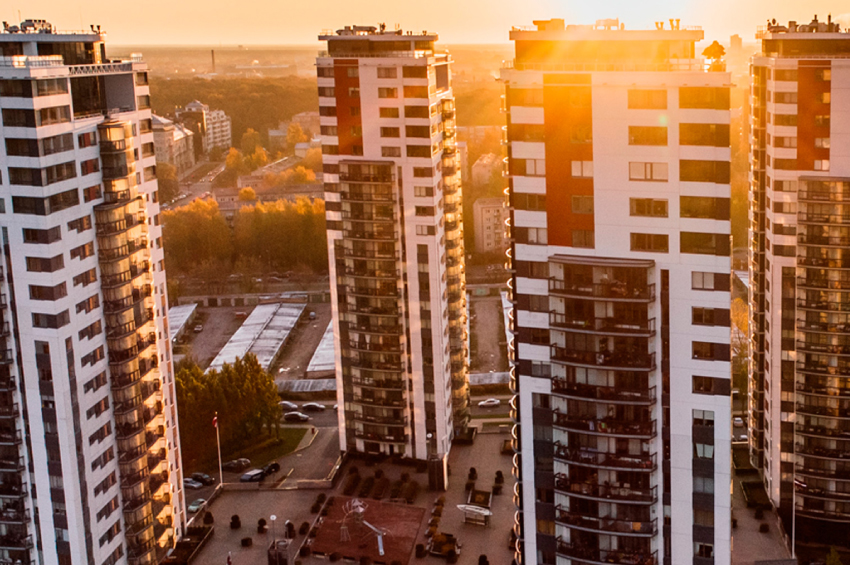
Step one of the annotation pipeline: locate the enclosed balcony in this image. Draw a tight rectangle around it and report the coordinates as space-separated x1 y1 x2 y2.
553 443 657 472
556 538 657 565
551 347 655 371
555 507 657 537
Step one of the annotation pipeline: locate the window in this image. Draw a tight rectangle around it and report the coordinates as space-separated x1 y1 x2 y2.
694 444 715 460
819 92 831 104
68 216 92 233
815 69 831 81
693 410 715 427
570 161 593 178
317 87 335 97
84 372 108 394
414 186 433 197
694 476 715 494
380 127 400 138
630 233 668 252
350 126 362 137
76 294 99 314
774 91 798 104
70 242 95 260
815 115 830 127
32 311 70 329
403 66 428 78
81 346 105 367
137 95 150 109
413 167 433 178
404 105 429 118
23 226 61 244
815 137 830 148
377 67 397 78
407 145 431 158
693 375 730 395
378 88 398 99
9 162 77 187
6 133 74 157
628 126 667 145
681 232 731 256
348 87 360 98
679 87 730 109
527 228 548 244
320 125 338 136
692 307 731 327
694 509 714 527
73 268 98 287
406 125 431 138
322 145 339 156
814 159 830 171
86 396 109 419
513 194 546 211
404 85 429 98
381 146 401 157
30 282 67 301
629 162 668 181
693 341 730 361
379 107 399 118
82 185 101 203
571 195 593 214
572 230 594 248
508 88 544 106
415 206 435 216
680 196 731 220
570 126 592 144
692 271 730 291
774 114 797 126
679 123 730 147
415 225 435 236
317 66 333 78
26 255 64 272
517 159 545 176
0 78 68 97
680 160 730 184
78 320 103 341
529 295 549 312
774 69 797 81
774 136 797 148
630 198 668 217
628 89 667 109
318 106 337 117
91 447 114 471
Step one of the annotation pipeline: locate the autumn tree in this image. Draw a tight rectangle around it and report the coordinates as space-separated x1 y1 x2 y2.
301 147 322 172
262 166 316 189
241 128 262 156
156 161 179 203
162 199 233 275
238 187 257 201
827 547 844 565
702 40 726 62
286 122 308 150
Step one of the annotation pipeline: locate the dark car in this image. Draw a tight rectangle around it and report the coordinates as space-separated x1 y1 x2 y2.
223 458 251 472
191 472 215 486
263 462 281 476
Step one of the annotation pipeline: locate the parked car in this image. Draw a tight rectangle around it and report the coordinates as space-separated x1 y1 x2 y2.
240 469 265 483
187 499 206 513
279 400 298 411
183 478 203 490
223 458 251 472
302 402 326 412
478 398 501 408
191 472 215 486
283 412 310 422
263 462 281 476
193 324 204 333
733 416 745 427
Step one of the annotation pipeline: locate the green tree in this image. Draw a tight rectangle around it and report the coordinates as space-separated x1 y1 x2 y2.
156 161 179 203
241 128 262 155
827 547 844 565
286 122 308 150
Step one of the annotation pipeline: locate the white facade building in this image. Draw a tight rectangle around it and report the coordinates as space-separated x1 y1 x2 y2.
749 15 850 548
0 20 184 565
317 25 469 479
152 114 195 175
175 100 231 155
501 19 732 565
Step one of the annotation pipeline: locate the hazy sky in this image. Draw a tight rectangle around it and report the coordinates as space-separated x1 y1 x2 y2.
13 0 850 45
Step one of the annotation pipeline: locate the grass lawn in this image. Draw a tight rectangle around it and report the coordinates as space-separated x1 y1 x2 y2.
204 427 307 472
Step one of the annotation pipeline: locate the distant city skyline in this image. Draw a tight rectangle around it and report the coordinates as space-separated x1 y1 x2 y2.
12 0 850 46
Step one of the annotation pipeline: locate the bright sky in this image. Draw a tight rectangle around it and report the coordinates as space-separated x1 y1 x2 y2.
13 0 850 45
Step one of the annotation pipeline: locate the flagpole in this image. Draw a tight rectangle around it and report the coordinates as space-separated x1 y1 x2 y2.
215 412 223 486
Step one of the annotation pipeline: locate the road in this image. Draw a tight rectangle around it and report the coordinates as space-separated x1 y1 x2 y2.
271 303 333 381
163 161 224 210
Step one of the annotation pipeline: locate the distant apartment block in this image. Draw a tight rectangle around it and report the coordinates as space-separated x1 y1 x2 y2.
471 152 501 187
153 114 196 175
502 18 732 565
175 100 232 156
0 19 184 565
473 197 508 254
748 15 850 548
317 25 469 480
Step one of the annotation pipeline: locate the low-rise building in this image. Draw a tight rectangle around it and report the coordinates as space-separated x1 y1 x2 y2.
153 114 196 175
472 197 508 254
175 100 232 156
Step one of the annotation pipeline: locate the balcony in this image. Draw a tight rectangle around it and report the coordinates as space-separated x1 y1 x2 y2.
552 380 655 405
0 534 32 550
797 278 850 292
550 279 655 302
0 457 24 473
340 285 400 299
0 431 22 446
797 382 850 398
796 361 850 376
352 430 408 443
336 248 399 262
346 341 403 354
796 341 850 357
352 413 408 427
341 210 396 223
0 404 18 420
795 505 850 523
342 322 402 336
555 474 657 504
555 507 657 537
797 299 850 313
349 377 406 390
553 443 657 471
339 171 393 183
795 443 850 460
112 370 142 391
341 191 395 203
0 482 26 498
799 234 850 248
797 403 850 419
556 538 657 565
337 265 399 279
798 189 850 203
339 303 400 317
342 228 398 241
798 257 850 270
796 464 850 482
351 395 405 408
799 212 850 226
550 313 655 337
551 347 656 371
0 506 28 525
553 412 655 439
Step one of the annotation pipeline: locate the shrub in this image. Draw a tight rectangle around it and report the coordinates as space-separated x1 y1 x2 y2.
320 507 329 517
343 473 362 496
447 549 458 564
465 480 475 491
437 496 446 505
375 469 384 479
468 467 478 481
310 502 320 513
372 477 389 499
326 496 335 506
300 546 311 557
317 493 327 504
258 518 267 527
389 479 403 499
401 472 410 482
330 552 341 562
359 476 376 498
299 521 310 535
402 480 420 504
759 523 769 533
416 544 427 558
241 537 252 547
230 515 241 529
432 507 442 517
203 512 214 525
309 528 318 538
495 471 504 484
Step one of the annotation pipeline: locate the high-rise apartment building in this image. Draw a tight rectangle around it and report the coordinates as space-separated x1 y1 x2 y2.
0 20 184 565
749 15 850 546
502 19 732 565
317 26 468 477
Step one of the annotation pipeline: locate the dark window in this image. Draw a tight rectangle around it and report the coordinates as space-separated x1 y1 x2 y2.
78 131 97 148
379 107 400 118
413 167 433 178
406 125 431 138
68 215 92 233
628 89 667 109
693 375 731 395
407 145 431 158
72 268 97 287
681 232 731 256
32 310 70 329
30 282 67 301
691 271 730 291
680 197 731 220
403 85 429 98
680 160 730 184
692 307 731 327
513 193 546 211
572 230 594 248
630 198 668 217
405 106 429 118
318 106 337 117
9 162 76 186
13 188 79 216
630 233 668 252
80 159 99 176
26 255 64 272
692 341 730 361
23 226 61 244
381 127 400 138
679 123 730 147
628 126 667 146
403 66 428 78
679 87 730 109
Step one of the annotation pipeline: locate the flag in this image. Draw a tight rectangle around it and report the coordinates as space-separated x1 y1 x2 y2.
213 415 218 429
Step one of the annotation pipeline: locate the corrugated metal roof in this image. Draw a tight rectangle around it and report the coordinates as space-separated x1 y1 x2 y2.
167 304 198 339
307 322 335 373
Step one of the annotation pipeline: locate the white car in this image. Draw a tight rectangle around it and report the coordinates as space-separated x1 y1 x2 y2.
283 412 310 422
733 417 745 427
279 401 298 411
183 478 203 490
478 398 501 408
302 402 326 412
